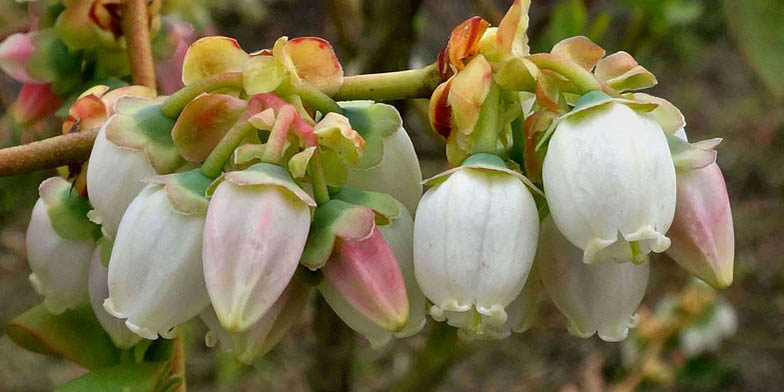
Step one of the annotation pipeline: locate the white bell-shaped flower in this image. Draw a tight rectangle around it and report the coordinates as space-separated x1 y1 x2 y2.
414 154 539 337
542 97 676 264
538 217 649 342
26 177 99 314
104 171 211 340
88 242 142 349
203 163 315 332
320 198 426 347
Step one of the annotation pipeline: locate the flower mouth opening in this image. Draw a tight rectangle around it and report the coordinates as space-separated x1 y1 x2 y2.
583 225 671 265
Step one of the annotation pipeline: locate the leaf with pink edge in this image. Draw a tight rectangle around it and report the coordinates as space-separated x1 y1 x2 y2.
626 92 685 134
446 16 490 71
551 36 606 70
448 55 492 136
314 112 365 165
496 0 532 58
172 94 246 162
285 37 344 95
182 36 249 85
594 51 657 92
329 186 401 225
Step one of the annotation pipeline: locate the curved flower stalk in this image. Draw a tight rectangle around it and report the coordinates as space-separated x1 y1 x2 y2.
414 154 539 338
88 241 142 349
87 96 183 237
26 177 100 314
200 275 311 364
666 129 734 288
104 170 212 340
203 163 315 332
341 101 422 214
542 93 677 265
538 217 649 342
319 197 424 347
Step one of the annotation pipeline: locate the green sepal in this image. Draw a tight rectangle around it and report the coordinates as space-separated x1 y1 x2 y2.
535 91 658 151
147 169 213 215
339 101 402 170
6 304 121 370
667 135 721 171
104 97 184 174
209 162 316 207
39 177 101 241
329 186 402 225
55 362 181 392
299 199 375 270
423 153 543 197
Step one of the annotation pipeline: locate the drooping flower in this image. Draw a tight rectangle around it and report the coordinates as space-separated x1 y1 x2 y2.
542 93 676 265
87 240 142 349
538 217 649 342
203 163 315 332
666 129 734 288
104 170 211 340
413 154 539 337
340 101 423 214
200 274 311 364
26 177 100 314
9 83 62 127
86 96 183 237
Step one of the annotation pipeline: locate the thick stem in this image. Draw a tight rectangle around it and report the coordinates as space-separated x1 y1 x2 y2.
527 53 602 94
200 120 256 178
387 322 470 392
333 64 441 101
309 295 356 392
0 128 97 176
122 0 156 90
309 149 331 206
278 80 342 115
160 72 244 118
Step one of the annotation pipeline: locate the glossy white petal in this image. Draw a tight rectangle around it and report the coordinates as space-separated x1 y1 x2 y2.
414 168 539 337
346 127 423 214
88 246 142 349
203 181 311 332
86 123 157 238
104 185 209 340
542 102 676 264
538 218 649 342
26 198 94 314
321 199 426 347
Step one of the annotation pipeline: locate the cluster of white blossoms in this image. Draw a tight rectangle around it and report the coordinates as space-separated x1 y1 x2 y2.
19 0 734 367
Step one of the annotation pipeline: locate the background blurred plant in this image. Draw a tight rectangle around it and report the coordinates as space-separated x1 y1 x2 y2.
0 0 782 391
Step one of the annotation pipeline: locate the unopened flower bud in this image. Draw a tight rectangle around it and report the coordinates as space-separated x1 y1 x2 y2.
0 33 41 84
414 154 539 337
26 177 99 314
203 163 315 332
538 218 649 342
543 96 676 265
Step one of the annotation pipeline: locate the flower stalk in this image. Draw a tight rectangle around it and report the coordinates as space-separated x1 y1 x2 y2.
527 53 602 94
161 72 244 118
122 0 157 90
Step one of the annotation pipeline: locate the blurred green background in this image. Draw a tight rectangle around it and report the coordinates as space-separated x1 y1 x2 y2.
1 0 783 390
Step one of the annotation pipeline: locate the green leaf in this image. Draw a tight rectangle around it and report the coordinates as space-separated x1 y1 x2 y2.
6 304 121 370
55 362 180 392
724 0 784 98
339 101 402 169
300 199 375 270
329 186 402 225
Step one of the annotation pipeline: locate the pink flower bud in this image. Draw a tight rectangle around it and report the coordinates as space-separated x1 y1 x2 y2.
321 227 409 332
10 83 61 126
667 162 734 288
0 33 41 84
154 18 197 95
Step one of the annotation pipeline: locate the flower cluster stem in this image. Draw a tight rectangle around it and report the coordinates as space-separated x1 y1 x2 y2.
122 0 157 90
527 53 602 94
161 72 244 118
333 63 442 101
278 81 342 115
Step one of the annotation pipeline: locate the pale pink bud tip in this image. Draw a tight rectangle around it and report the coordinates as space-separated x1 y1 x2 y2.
0 33 40 84
667 163 734 289
322 228 409 331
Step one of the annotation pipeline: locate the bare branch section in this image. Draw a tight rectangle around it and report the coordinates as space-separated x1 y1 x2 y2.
0 129 97 176
122 0 157 90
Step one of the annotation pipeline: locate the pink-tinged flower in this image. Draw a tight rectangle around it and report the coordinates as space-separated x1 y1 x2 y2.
0 33 42 84
9 83 62 127
88 242 142 349
26 177 100 314
538 217 649 342
320 223 410 335
203 163 315 332
666 131 734 289
200 276 311 364
154 18 197 95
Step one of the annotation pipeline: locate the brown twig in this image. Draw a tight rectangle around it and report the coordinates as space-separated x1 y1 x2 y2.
122 0 157 90
0 128 97 176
